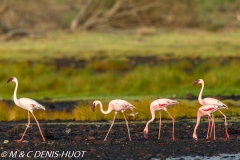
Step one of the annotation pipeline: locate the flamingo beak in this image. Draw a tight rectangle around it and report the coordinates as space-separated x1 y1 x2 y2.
92 103 96 112
7 77 14 83
143 131 148 140
193 80 199 86
223 104 228 109
130 105 135 111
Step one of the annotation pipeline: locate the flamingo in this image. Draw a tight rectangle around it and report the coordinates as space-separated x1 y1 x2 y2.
143 98 178 140
193 104 227 141
7 77 46 142
92 99 135 141
193 79 229 139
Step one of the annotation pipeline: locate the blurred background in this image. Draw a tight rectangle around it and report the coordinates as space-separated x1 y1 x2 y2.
1 0 240 34
0 0 240 121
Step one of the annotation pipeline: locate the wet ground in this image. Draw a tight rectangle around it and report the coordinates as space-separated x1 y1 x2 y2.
0 120 240 159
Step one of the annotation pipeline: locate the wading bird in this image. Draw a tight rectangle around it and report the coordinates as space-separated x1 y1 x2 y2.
143 98 178 140
193 104 227 141
92 99 135 141
7 77 46 142
193 79 229 139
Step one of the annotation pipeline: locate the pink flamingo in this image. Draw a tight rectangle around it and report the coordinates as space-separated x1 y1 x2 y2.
143 98 178 140
193 104 227 141
92 99 135 141
193 79 229 139
7 77 46 142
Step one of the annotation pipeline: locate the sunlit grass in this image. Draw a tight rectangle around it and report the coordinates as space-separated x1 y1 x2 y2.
0 30 240 61
1 99 239 122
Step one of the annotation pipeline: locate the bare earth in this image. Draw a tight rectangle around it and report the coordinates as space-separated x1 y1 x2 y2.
0 119 240 159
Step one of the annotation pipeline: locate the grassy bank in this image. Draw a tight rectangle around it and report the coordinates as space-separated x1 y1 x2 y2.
0 30 240 61
1 59 240 100
1 30 240 121
0 30 240 100
1 99 240 122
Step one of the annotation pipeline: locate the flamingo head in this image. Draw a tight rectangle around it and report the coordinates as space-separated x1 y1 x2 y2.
218 103 228 110
170 100 179 105
7 77 16 83
223 104 228 109
143 129 148 139
129 105 135 111
193 79 203 86
92 102 96 112
92 100 101 112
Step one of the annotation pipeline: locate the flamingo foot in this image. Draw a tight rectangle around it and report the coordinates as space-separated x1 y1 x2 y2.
128 136 132 141
104 138 107 141
15 138 23 142
226 133 229 139
143 131 148 140
42 137 46 142
193 135 198 141
172 136 175 141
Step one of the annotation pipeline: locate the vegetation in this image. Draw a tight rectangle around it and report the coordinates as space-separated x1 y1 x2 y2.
0 0 240 121
1 99 240 122
1 30 240 61
0 0 239 34
0 30 240 101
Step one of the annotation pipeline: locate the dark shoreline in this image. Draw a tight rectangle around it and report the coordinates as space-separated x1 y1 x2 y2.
0 120 240 159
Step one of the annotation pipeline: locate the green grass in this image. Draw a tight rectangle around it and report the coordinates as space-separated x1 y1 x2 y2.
1 59 240 100
0 99 239 122
0 30 240 61
0 30 240 101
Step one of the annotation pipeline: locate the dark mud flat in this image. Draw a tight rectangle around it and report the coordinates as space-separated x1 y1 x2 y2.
0 121 240 160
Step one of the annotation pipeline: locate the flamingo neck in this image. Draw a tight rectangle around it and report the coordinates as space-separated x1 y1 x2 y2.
98 101 112 114
13 80 19 106
198 82 205 105
144 109 155 133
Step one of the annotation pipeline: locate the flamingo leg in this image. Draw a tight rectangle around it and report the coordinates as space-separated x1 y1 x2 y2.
208 113 215 140
104 112 117 141
122 111 132 141
218 110 229 139
16 111 30 142
209 113 214 139
206 115 211 139
212 114 216 140
31 112 46 142
165 110 175 140
158 111 162 140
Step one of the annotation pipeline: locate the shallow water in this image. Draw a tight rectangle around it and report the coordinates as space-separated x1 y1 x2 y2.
165 153 240 160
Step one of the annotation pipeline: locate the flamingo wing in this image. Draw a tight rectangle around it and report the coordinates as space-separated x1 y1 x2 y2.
110 99 134 111
18 98 45 111
152 98 177 108
203 97 222 105
199 104 218 115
